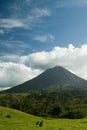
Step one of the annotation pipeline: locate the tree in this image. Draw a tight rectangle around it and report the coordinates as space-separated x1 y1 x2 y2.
62 110 85 119
51 106 62 118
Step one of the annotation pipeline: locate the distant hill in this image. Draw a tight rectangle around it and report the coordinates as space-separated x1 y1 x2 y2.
3 66 87 93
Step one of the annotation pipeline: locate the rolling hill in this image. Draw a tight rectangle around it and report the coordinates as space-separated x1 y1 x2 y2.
0 106 87 130
0 106 41 130
3 66 87 93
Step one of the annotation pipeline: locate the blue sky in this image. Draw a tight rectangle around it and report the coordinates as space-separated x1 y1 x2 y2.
1 0 87 90
1 0 87 55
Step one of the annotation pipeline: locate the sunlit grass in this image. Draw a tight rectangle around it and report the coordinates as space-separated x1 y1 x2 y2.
0 106 87 130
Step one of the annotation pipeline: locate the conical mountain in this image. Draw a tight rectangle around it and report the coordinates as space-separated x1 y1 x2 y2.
4 66 87 93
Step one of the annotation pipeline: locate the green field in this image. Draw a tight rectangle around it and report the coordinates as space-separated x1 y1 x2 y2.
0 106 87 130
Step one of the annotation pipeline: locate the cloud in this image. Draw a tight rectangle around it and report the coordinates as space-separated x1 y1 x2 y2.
0 62 41 89
0 40 31 55
0 0 51 30
26 8 51 28
32 8 51 17
0 7 51 30
0 19 25 29
0 55 20 63
1 44 87 90
20 44 87 80
33 34 55 42
0 40 29 49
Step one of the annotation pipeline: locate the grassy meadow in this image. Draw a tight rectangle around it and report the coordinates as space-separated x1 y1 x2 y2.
0 106 87 130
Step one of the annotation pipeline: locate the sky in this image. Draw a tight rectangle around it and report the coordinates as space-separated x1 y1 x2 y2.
1 0 87 90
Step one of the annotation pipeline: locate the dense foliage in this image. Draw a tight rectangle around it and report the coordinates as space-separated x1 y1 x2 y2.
0 87 87 119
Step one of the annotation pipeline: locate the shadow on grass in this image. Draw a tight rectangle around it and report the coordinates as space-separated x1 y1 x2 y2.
82 121 87 123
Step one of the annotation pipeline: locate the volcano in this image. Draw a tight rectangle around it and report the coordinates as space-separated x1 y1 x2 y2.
3 66 87 93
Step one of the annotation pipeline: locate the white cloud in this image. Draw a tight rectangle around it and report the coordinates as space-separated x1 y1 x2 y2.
0 62 41 89
1 44 87 90
26 8 51 29
32 8 51 18
0 55 20 63
0 19 25 29
20 44 87 80
33 34 55 42
0 7 51 30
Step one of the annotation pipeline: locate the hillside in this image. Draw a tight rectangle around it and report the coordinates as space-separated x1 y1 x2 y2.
3 66 87 93
0 107 87 130
0 106 41 130
0 106 87 130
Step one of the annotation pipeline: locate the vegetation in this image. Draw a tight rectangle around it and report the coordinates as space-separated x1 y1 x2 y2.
0 86 87 119
1 67 87 129
1 66 87 119
0 106 87 130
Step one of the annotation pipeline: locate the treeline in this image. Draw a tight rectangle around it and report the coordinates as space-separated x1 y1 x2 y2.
0 88 87 119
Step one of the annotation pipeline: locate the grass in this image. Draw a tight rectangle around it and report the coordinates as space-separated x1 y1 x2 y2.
0 106 87 130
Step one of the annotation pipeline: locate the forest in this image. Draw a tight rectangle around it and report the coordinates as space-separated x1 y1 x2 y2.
0 86 87 119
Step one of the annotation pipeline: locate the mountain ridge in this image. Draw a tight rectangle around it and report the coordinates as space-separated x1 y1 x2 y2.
3 66 87 93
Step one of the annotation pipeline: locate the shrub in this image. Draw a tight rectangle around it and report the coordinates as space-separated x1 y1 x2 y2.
39 121 43 127
36 121 39 125
62 111 85 119
5 115 11 118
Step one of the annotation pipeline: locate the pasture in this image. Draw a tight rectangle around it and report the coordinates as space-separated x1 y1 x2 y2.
0 106 87 130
